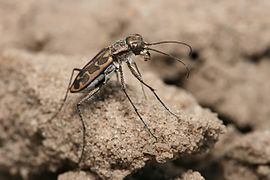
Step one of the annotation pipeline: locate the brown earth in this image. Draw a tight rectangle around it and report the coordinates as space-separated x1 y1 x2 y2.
0 0 269 180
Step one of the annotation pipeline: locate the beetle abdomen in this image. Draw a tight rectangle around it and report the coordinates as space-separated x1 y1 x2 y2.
70 48 113 93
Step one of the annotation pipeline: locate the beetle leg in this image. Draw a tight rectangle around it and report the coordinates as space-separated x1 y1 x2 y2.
115 71 120 83
45 68 82 124
127 61 179 119
118 64 157 139
103 64 116 85
77 86 102 166
127 57 147 99
132 61 147 99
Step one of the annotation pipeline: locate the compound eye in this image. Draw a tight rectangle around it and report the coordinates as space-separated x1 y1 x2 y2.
131 42 142 55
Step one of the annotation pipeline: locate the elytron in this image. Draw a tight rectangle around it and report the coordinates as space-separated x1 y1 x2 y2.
49 34 192 165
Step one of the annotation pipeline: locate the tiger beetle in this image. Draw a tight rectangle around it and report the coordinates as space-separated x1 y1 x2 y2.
49 34 192 165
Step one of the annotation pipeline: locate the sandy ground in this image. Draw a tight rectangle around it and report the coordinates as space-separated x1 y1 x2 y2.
0 0 270 180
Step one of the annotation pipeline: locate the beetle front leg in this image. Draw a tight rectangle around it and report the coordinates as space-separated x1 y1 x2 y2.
127 61 179 119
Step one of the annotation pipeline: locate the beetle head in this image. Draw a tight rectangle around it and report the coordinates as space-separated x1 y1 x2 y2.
126 34 151 61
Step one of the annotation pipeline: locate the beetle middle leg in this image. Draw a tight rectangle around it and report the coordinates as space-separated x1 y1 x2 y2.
77 64 117 165
118 64 157 139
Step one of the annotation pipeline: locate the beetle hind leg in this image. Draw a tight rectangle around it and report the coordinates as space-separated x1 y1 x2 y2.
42 68 82 126
77 86 102 166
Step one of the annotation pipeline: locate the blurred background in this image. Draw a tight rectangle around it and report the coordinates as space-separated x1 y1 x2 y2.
0 0 270 179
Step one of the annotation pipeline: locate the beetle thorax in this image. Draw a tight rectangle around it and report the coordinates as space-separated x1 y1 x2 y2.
110 40 129 54
109 39 133 63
